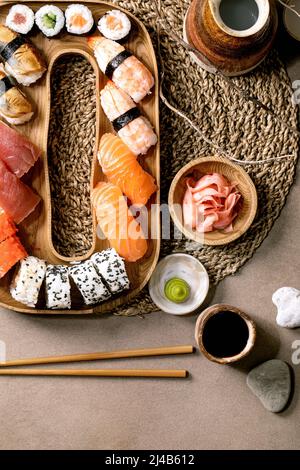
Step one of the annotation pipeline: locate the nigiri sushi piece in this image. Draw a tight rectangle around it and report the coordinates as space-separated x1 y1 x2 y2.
99 133 157 205
97 10 131 42
100 81 157 155
91 182 148 262
0 25 46 86
45 265 71 309
0 65 33 125
0 121 41 177
91 249 130 294
0 235 27 279
6 4 35 35
0 209 17 243
87 35 154 103
69 260 111 306
10 256 46 307
0 159 41 224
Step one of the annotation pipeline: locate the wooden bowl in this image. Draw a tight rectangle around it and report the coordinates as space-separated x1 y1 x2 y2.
168 156 257 246
195 303 257 364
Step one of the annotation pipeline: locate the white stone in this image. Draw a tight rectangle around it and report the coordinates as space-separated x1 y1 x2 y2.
272 287 300 329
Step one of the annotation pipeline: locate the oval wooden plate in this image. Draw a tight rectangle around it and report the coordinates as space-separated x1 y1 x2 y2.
0 0 160 314
168 156 257 246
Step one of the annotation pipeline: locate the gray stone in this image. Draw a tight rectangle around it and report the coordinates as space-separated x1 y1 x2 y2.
247 360 291 413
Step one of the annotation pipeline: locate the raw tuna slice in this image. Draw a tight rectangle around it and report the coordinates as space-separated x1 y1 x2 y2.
0 160 41 224
0 121 41 178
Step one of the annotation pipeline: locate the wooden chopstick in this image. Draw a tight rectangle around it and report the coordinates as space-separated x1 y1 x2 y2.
0 345 194 368
0 369 188 378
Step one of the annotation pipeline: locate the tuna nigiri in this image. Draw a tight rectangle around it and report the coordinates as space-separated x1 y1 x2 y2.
0 159 41 224
100 81 157 155
91 182 148 262
99 133 157 206
87 35 154 103
0 121 41 178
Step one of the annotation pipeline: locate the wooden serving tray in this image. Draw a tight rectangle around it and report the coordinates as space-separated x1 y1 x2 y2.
0 0 160 314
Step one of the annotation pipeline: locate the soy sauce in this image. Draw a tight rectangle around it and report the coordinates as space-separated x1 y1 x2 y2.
202 311 249 358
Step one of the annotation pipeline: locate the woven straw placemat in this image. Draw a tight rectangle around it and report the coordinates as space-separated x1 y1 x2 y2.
50 0 299 316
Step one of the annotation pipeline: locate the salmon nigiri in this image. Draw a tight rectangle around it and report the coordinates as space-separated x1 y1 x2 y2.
99 133 157 206
91 182 148 262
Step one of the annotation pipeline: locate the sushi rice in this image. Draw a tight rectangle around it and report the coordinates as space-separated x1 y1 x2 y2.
69 260 111 306
91 249 130 294
35 5 65 38
65 4 94 35
45 264 71 309
98 10 131 41
6 4 35 35
10 256 46 307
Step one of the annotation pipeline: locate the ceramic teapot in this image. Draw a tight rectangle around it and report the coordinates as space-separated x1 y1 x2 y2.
185 0 278 76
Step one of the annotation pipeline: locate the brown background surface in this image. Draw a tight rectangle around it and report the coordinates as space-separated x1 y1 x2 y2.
0 38 299 451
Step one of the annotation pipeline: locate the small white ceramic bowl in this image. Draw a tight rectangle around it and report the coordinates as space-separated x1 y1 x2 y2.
149 254 210 315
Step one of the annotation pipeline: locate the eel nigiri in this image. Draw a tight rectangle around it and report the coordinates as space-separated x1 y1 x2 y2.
100 81 157 155
0 159 41 224
0 121 41 178
99 133 157 205
87 35 154 103
91 182 148 262
0 25 46 86
0 65 33 124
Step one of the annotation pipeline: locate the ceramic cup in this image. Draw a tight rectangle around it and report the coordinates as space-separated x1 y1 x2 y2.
195 303 256 364
184 0 278 76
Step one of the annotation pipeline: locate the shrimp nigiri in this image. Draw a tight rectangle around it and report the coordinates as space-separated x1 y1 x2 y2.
87 35 154 103
100 81 157 155
99 133 157 205
92 182 148 262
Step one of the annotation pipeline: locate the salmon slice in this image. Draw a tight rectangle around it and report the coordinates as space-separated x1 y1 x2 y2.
0 235 27 279
91 182 148 262
0 160 41 224
98 133 157 206
0 209 17 242
0 121 41 178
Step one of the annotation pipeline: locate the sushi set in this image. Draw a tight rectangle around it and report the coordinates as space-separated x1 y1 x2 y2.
0 1 160 314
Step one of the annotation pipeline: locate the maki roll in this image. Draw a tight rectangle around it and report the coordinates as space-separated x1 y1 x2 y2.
10 256 46 307
0 25 46 86
65 4 94 35
35 5 65 38
69 260 111 306
0 65 33 124
91 249 130 295
45 265 71 309
6 4 35 35
98 10 131 42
